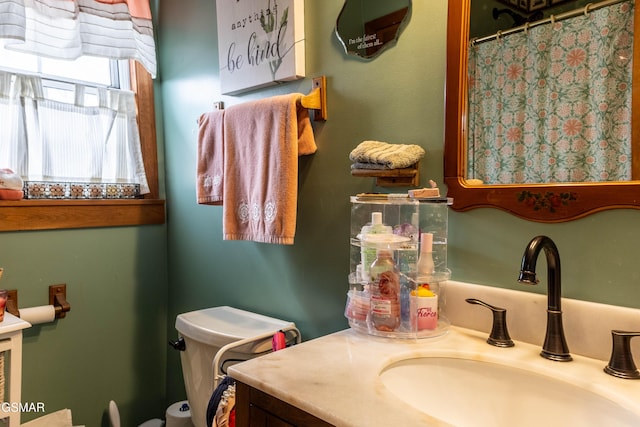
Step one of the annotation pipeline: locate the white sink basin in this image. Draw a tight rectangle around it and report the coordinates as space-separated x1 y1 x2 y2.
380 356 640 427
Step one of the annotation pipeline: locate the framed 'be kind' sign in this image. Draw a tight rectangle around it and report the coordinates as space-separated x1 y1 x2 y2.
216 0 306 95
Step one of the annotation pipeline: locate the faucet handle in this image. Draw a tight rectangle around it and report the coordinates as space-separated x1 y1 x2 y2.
465 298 514 348
604 330 640 379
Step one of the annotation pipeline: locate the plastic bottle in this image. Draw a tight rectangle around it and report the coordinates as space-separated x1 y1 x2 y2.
359 212 393 279
369 248 401 332
393 212 419 325
417 232 435 277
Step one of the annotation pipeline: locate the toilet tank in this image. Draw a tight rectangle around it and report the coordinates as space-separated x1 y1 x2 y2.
174 306 299 427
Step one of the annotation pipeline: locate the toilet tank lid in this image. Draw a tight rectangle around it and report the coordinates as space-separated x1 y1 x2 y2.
175 306 296 347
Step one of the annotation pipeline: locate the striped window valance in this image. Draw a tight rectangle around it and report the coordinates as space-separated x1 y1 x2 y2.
0 0 157 78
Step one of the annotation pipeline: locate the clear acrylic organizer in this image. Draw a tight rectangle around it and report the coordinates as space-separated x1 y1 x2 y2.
345 194 452 339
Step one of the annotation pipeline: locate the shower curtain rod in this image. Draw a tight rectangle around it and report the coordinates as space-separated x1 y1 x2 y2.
471 0 630 45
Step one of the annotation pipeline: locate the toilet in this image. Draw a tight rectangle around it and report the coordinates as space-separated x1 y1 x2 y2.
173 306 300 427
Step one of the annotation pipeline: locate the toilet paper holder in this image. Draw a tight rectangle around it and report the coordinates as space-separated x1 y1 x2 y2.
6 284 71 320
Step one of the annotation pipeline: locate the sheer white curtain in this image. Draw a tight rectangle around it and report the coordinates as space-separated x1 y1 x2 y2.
0 70 149 194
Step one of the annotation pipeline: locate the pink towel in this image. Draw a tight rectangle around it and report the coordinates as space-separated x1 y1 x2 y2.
197 110 225 205
222 93 317 244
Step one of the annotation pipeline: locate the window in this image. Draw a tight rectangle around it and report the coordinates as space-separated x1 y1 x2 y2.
0 50 164 231
0 47 116 87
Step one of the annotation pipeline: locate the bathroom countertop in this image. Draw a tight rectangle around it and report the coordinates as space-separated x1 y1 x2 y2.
228 325 640 427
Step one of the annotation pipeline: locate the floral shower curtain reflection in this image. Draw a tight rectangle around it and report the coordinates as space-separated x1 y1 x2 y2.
467 0 634 184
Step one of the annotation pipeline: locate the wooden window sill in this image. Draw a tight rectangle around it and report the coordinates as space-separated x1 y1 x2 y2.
0 199 165 231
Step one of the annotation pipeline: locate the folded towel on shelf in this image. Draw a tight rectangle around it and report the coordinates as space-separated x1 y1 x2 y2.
222 93 317 245
349 140 425 169
197 110 225 205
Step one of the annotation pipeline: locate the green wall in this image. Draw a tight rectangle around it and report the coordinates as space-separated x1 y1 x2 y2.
158 0 640 418
0 226 168 426
0 7 168 426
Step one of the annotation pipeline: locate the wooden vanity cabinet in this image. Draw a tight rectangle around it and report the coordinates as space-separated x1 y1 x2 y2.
235 381 334 427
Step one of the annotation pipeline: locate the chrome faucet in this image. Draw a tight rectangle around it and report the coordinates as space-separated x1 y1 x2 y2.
518 235 572 362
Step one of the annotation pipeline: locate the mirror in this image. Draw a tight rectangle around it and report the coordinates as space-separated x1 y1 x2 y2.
335 0 412 59
445 0 640 222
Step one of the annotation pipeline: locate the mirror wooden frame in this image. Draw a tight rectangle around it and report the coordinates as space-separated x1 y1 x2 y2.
444 0 640 222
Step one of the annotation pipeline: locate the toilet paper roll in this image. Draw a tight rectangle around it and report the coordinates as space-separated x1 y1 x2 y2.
20 305 56 325
165 400 194 427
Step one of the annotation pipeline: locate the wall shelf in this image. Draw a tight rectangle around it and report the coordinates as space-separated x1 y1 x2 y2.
350 162 420 187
